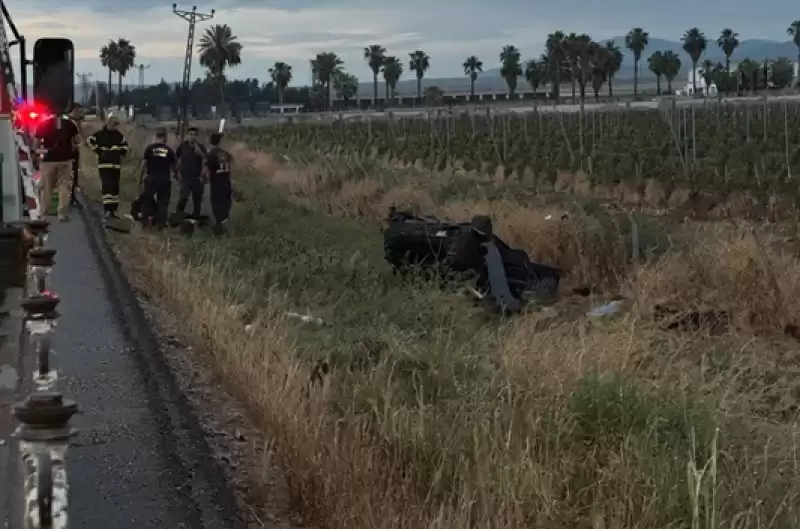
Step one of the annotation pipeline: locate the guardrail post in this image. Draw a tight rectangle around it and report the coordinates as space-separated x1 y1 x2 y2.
26 249 56 295
12 392 78 529
25 220 50 249
20 295 59 391
0 223 27 288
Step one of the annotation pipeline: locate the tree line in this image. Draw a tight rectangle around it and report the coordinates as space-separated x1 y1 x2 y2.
96 22 800 112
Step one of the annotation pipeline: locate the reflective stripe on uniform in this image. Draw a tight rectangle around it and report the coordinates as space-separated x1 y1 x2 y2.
97 145 128 151
101 194 119 204
98 163 122 169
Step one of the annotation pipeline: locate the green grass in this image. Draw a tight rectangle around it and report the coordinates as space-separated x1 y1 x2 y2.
88 153 800 529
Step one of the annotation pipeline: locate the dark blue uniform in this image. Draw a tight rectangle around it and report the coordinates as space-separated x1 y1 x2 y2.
175 140 207 217
205 147 232 227
140 142 176 227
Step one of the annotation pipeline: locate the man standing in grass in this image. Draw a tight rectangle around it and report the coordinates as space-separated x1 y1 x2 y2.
204 132 233 234
86 114 130 220
137 127 177 229
174 126 207 220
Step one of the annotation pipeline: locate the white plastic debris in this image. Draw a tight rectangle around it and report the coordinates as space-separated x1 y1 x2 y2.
286 312 325 325
587 300 624 318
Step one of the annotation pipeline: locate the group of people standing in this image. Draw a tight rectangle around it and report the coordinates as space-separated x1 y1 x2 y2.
131 125 233 232
33 104 233 232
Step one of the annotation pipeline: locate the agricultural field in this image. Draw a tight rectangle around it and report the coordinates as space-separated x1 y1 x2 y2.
80 112 800 529
233 102 800 213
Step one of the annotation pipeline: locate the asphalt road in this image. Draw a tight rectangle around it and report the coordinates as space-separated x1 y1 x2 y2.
41 211 241 529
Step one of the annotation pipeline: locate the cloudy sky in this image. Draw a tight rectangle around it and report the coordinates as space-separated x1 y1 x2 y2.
8 0 799 87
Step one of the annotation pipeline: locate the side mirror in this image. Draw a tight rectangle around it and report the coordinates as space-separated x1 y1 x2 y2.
33 38 74 114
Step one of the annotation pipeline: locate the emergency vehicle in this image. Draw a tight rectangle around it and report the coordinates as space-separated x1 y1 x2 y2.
0 2 74 224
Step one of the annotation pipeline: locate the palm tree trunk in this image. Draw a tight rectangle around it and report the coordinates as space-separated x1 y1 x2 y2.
470 76 475 102
416 77 422 101
107 69 112 102
692 63 697 95
608 77 613 98
555 70 561 104
372 73 378 107
667 79 673 94
278 87 284 105
725 56 731 95
571 67 576 99
634 61 639 97
384 82 389 103
656 75 661 95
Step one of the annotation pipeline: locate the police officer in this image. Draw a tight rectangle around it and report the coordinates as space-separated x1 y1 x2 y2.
174 126 207 220
136 127 177 229
204 132 233 233
86 114 129 219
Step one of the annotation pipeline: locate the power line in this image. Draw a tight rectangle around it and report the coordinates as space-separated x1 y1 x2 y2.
134 63 150 89
172 3 214 139
76 72 93 105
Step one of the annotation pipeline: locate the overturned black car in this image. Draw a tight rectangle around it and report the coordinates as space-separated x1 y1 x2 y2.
382 207 560 314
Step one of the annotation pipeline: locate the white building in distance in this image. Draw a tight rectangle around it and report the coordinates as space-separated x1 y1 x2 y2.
681 67 718 96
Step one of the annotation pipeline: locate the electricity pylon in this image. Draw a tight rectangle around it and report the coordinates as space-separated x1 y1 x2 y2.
172 3 214 139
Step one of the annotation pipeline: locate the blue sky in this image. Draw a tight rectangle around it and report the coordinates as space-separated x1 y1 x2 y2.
8 0 800 87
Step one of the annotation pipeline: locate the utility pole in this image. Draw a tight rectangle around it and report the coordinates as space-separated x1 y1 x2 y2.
76 72 93 105
134 63 150 89
172 3 214 139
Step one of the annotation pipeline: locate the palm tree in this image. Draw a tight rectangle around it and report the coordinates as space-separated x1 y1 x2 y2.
590 46 611 100
423 86 444 106
625 27 649 97
787 21 800 87
462 55 483 102
571 34 595 101
524 59 543 96
381 56 403 103
682 27 708 96
700 59 716 91
565 33 579 98
648 51 665 95
311 52 344 108
603 40 623 98
333 72 358 108
113 39 136 100
717 28 739 76
197 24 243 107
268 61 292 104
408 50 430 102
545 31 567 102
499 45 522 97
770 57 795 88
662 51 682 95
99 40 118 104
737 59 761 94
363 44 385 106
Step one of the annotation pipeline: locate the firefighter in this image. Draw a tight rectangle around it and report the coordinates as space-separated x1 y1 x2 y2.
174 126 207 220
136 127 177 229
86 114 129 219
204 132 233 233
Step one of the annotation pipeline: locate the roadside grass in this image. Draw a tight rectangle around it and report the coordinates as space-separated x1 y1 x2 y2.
77 128 800 529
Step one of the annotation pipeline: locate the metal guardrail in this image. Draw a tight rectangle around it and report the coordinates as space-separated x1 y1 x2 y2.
2 219 78 529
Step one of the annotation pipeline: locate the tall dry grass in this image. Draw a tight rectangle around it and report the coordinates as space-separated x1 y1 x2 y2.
79 127 800 529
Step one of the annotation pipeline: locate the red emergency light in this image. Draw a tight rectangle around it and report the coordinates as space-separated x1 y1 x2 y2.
13 100 53 131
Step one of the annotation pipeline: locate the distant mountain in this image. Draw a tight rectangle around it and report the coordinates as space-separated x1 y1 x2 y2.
358 37 800 97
